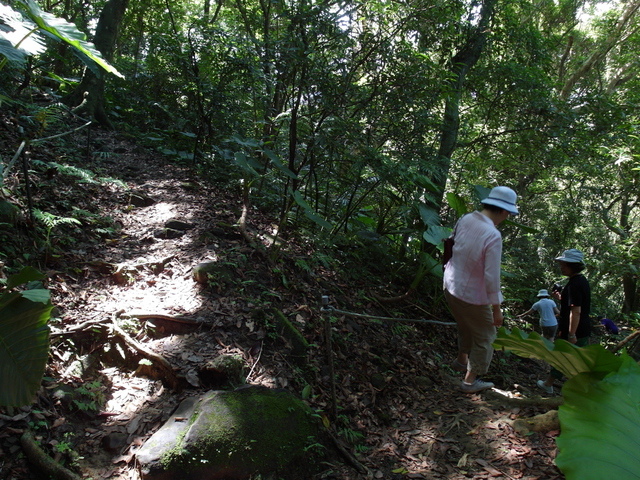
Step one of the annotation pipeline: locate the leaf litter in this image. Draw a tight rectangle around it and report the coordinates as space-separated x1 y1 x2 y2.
0 128 563 479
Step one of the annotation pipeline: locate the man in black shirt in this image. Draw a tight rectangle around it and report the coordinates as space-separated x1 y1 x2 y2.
537 249 591 394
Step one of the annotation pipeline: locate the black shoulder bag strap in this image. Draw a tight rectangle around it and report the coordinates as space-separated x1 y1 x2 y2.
443 215 464 270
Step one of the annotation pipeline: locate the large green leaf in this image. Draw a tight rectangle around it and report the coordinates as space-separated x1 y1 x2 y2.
0 37 27 64
0 290 52 406
6 265 45 289
263 149 298 180
417 204 440 227
0 3 46 64
20 0 123 78
423 225 450 248
494 328 640 480
234 151 261 177
493 327 623 379
473 184 491 203
292 191 332 230
556 357 640 480
444 192 468 216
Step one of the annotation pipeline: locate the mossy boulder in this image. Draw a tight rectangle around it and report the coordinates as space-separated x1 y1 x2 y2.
136 386 323 480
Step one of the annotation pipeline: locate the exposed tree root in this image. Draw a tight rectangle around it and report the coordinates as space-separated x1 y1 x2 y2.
20 430 83 480
483 390 562 436
512 409 560 435
50 317 109 337
373 288 416 303
130 313 201 335
130 313 199 324
326 427 369 475
485 389 564 409
612 329 640 353
111 315 182 390
51 313 184 389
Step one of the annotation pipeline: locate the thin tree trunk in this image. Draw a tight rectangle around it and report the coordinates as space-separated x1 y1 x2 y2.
435 0 497 207
63 0 129 128
622 273 638 313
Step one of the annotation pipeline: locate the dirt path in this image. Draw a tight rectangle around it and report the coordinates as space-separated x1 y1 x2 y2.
1 130 563 480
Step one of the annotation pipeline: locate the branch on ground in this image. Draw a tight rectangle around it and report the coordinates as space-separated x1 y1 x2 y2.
20 430 83 480
111 314 183 390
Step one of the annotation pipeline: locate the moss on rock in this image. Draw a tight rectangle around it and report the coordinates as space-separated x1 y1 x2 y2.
138 386 324 480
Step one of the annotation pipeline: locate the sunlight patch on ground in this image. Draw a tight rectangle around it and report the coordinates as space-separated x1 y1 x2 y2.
101 368 162 416
93 196 212 316
99 273 205 316
148 201 180 221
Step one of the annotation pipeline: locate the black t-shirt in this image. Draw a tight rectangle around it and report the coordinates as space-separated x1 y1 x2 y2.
558 274 591 339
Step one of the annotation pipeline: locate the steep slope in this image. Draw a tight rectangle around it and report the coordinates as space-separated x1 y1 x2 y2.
0 126 561 480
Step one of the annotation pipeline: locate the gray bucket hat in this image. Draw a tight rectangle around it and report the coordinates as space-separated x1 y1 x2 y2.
555 248 585 265
537 289 549 297
481 186 519 215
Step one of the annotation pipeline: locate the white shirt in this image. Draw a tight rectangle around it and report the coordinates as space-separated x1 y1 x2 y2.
443 211 503 306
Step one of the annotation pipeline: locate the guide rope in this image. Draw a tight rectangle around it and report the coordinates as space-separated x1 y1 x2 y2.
320 302 456 326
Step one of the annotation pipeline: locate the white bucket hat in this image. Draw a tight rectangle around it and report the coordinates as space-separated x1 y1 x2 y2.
537 289 549 297
481 186 519 215
555 248 585 265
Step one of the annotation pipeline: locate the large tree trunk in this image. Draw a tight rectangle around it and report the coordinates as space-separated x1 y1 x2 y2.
63 0 129 128
434 0 497 208
622 272 639 314
599 191 640 314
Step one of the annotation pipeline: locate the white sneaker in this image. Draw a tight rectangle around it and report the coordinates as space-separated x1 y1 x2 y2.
460 379 494 393
536 380 554 395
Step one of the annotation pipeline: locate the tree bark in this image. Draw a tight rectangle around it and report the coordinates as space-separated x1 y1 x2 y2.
622 272 639 313
599 192 640 314
63 0 129 128
435 0 497 207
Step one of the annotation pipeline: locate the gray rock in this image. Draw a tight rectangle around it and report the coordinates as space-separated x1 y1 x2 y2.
164 219 194 231
199 354 246 388
136 386 322 480
191 261 237 286
129 194 155 207
153 228 184 239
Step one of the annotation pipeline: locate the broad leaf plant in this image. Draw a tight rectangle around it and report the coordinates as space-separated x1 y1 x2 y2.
0 267 53 407
494 328 640 480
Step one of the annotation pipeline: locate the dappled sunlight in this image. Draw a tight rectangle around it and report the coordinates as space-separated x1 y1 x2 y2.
143 200 184 223
101 368 163 418
90 195 212 316
372 392 557 479
98 268 205 316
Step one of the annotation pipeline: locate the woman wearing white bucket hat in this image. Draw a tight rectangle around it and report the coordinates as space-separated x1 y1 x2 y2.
443 186 518 393
479 186 519 215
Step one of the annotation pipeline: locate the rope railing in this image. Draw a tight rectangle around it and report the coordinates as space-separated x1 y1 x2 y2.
318 296 456 419
319 302 456 327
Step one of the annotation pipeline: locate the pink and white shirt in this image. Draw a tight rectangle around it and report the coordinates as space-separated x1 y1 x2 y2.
443 211 503 306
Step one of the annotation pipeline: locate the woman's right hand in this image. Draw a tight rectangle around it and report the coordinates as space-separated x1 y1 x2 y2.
492 308 504 327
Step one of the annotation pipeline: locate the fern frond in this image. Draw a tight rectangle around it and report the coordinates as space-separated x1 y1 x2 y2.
33 209 81 229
